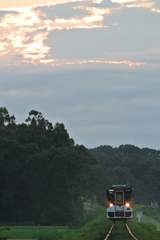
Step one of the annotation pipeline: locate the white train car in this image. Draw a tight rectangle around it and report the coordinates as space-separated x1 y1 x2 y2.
106 185 133 221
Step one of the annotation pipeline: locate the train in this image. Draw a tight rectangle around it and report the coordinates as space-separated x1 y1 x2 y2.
106 185 133 221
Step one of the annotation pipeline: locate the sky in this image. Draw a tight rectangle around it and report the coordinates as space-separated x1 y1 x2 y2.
0 0 160 150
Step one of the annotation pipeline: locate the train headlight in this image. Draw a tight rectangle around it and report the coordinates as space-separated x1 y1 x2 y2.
125 203 130 208
109 203 113 208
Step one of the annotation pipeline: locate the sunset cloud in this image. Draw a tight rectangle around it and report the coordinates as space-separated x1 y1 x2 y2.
0 41 8 56
151 8 160 13
0 2 112 65
127 2 154 8
111 0 156 9
111 0 134 3
0 0 159 66
61 59 146 67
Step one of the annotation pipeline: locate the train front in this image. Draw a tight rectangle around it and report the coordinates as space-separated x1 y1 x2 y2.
106 185 133 221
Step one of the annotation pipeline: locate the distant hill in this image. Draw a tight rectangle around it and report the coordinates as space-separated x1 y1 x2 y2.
90 144 160 204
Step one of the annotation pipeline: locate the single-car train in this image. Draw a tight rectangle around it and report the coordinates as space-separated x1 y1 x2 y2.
106 185 133 221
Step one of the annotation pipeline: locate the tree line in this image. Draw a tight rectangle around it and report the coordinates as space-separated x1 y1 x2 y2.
90 144 160 205
2 107 156 225
0 107 109 225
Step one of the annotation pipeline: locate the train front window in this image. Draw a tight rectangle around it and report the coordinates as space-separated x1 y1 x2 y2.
107 189 114 202
116 192 123 201
124 189 132 201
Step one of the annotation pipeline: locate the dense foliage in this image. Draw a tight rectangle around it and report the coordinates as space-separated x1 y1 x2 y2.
2 107 159 226
90 145 160 204
0 107 106 225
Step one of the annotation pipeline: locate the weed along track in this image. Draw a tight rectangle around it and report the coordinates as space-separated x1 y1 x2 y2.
104 222 138 240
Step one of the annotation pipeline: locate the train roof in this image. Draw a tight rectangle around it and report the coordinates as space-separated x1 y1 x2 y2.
106 185 133 190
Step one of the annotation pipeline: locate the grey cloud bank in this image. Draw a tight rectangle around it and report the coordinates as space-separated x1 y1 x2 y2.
34 2 90 20
1 65 160 150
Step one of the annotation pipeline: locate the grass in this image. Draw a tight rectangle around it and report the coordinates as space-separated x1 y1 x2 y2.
0 205 112 240
1 204 160 240
65 204 111 240
127 221 160 240
0 227 63 240
126 204 160 240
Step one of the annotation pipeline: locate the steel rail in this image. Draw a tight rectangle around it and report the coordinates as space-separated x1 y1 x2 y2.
126 223 138 240
104 222 114 240
104 222 138 240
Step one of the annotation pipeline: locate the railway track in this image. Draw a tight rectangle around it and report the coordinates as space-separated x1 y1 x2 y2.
126 223 138 240
104 222 138 240
104 222 114 239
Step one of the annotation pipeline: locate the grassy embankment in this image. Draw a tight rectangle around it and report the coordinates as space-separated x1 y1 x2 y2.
127 204 160 240
111 204 160 240
1 204 160 240
0 204 110 240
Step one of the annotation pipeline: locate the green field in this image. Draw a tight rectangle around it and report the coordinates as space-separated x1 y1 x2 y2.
0 205 109 240
1 204 160 240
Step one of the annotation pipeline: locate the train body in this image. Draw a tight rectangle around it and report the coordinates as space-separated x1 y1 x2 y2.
106 185 133 221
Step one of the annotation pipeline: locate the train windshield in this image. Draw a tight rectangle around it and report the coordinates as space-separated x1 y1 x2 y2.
107 189 114 202
124 189 132 201
116 192 123 201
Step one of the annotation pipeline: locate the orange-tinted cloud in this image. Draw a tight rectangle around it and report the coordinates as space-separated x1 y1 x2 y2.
0 0 91 9
151 8 160 13
51 59 146 67
0 2 112 65
112 0 155 9
0 0 156 66
112 0 134 2
127 2 155 8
